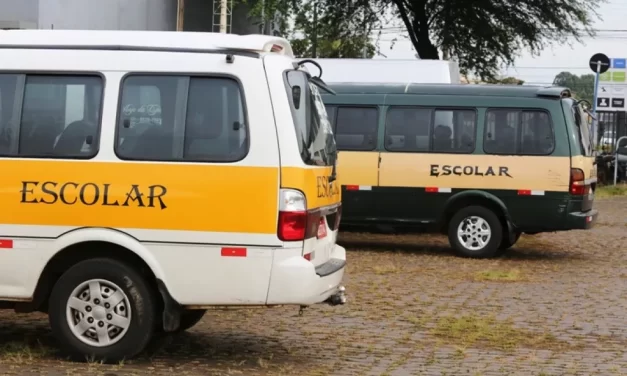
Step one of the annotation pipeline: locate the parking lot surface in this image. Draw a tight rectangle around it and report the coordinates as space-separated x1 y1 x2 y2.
0 197 625 375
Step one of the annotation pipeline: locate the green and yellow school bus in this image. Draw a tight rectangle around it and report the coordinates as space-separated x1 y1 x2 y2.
322 83 598 258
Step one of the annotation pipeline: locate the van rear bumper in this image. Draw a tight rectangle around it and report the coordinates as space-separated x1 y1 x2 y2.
266 244 346 306
567 209 598 230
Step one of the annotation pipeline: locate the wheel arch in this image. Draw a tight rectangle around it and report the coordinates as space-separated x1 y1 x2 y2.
27 228 169 314
439 190 510 233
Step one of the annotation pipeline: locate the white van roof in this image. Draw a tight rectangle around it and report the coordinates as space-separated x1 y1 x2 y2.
0 29 294 57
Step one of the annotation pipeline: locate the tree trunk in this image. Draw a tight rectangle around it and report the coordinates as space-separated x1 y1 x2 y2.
391 0 439 60
412 0 439 59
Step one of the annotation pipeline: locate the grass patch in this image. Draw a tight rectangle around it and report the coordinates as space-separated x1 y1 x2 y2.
431 315 566 351
0 341 51 364
596 184 627 198
474 269 523 282
373 264 400 275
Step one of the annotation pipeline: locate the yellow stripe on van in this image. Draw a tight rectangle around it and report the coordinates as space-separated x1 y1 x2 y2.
337 151 379 187
378 153 571 191
281 167 341 209
0 160 279 234
571 155 596 180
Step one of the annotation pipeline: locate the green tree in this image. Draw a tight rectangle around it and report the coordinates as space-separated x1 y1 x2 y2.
552 71 595 104
486 76 525 85
246 0 604 79
289 0 376 58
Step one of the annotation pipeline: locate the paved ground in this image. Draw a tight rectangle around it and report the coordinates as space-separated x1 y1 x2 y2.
0 197 626 375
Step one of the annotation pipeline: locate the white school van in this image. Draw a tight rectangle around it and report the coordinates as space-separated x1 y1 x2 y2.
0 29 346 362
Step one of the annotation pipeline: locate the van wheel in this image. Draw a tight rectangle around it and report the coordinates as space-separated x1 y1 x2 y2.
448 206 503 258
175 309 206 333
48 258 156 363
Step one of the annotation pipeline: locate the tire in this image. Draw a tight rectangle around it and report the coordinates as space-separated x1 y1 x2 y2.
448 205 503 258
48 258 156 363
175 309 206 333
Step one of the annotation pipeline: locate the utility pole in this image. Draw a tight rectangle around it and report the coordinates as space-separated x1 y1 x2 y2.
219 0 227 33
312 1 318 58
176 0 185 31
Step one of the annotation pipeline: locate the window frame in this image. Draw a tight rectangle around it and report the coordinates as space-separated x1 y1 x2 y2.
383 105 478 154
483 107 555 156
0 70 105 160
113 72 250 163
330 105 379 152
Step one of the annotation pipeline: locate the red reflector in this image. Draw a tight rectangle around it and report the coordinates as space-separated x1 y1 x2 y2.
517 190 531 196
345 185 359 191
221 247 247 257
317 218 327 238
586 216 592 223
425 187 438 193
0 239 12 249
303 253 311 261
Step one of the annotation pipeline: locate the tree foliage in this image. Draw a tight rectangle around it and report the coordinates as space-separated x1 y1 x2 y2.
289 0 376 58
244 0 604 79
486 76 525 85
553 71 594 104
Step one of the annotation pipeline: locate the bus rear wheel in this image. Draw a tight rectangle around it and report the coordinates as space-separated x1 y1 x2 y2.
48 258 156 363
448 206 503 258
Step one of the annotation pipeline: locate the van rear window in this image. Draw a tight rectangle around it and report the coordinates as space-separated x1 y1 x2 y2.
284 70 336 166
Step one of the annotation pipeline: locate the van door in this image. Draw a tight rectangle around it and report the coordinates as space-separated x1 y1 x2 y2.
378 106 479 224
329 105 380 223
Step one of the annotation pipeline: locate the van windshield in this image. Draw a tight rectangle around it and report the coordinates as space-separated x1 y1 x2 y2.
284 70 337 166
565 99 592 156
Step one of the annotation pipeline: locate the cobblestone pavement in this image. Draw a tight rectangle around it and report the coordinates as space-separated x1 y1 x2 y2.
0 198 626 375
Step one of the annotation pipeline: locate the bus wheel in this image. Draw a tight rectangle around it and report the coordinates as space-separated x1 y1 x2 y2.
48 258 156 363
448 206 503 258
175 309 206 333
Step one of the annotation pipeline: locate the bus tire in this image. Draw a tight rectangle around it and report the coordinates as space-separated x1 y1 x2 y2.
448 205 503 258
48 258 156 363
175 309 206 333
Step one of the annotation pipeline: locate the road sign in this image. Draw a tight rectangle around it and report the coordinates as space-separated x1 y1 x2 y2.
612 98 625 108
613 58 626 69
589 53 610 74
597 97 610 108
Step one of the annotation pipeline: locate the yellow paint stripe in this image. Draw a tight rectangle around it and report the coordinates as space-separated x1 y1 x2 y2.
0 160 279 234
281 166 342 209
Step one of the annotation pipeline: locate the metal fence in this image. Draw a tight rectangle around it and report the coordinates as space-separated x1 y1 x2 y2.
597 111 627 151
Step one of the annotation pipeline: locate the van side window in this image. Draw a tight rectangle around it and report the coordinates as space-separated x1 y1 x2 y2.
385 107 431 152
484 109 554 155
0 74 102 158
432 109 476 153
334 107 377 151
116 75 248 162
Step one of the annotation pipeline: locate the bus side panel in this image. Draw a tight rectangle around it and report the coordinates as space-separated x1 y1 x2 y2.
0 160 281 303
377 153 571 228
337 151 379 221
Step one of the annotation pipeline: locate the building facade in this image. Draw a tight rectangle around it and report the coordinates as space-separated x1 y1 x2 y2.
0 0 274 35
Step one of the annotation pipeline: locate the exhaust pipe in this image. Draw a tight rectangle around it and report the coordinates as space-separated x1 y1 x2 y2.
325 285 346 306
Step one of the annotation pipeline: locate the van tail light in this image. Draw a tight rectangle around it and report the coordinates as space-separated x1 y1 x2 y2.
570 168 588 196
277 189 320 241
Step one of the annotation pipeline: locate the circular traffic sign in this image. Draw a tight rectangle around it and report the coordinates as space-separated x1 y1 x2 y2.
589 53 610 74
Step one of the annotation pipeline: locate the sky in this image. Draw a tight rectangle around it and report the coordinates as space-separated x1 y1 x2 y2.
372 0 627 85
